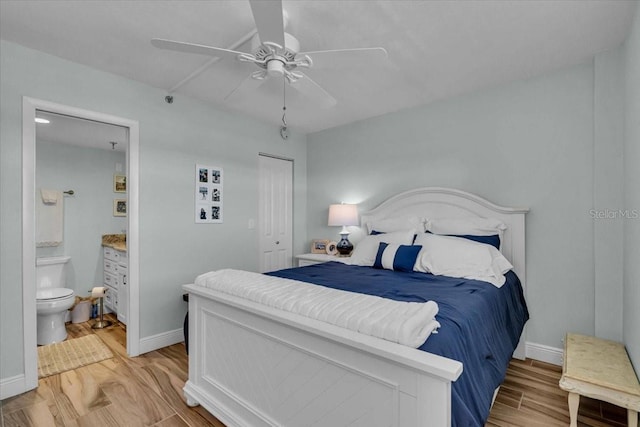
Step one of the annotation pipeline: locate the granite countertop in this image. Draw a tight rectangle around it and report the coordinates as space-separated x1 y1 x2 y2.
102 234 126 251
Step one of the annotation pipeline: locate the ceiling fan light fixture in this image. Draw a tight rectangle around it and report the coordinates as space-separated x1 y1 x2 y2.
267 60 285 77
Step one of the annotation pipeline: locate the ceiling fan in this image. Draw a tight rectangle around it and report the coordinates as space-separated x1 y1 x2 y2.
151 0 387 109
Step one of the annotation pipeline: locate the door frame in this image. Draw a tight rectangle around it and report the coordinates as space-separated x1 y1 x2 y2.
22 97 140 391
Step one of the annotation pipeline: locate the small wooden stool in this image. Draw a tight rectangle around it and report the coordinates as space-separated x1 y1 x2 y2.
559 333 640 427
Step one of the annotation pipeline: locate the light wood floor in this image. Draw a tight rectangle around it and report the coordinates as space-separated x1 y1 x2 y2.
1 319 630 426
1 315 223 427
486 358 629 426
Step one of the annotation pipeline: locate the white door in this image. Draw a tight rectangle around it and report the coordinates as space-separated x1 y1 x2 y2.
258 154 293 273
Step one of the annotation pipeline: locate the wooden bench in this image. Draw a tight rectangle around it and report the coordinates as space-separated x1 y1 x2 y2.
559 333 640 427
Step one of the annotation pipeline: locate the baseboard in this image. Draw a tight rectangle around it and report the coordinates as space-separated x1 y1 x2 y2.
525 341 563 366
0 374 28 400
138 328 184 355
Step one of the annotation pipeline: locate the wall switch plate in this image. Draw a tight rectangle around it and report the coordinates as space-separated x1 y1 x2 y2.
248 219 255 229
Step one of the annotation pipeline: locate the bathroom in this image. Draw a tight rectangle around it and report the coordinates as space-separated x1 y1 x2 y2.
35 111 128 347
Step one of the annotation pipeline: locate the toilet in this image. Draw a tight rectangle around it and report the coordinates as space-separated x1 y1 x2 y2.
36 256 75 345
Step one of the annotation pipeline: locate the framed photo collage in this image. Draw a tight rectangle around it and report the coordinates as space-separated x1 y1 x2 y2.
195 164 223 224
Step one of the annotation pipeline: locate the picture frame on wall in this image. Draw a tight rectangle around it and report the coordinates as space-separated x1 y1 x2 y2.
195 164 223 224
113 199 127 217
114 174 126 193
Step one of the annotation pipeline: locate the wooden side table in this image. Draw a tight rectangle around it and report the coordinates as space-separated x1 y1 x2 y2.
559 333 640 427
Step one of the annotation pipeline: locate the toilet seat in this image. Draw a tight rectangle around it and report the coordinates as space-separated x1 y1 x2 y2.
37 287 74 301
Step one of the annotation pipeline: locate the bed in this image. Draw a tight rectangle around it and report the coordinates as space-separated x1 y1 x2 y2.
182 187 529 427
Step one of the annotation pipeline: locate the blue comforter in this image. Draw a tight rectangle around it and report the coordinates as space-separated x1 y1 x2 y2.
268 262 529 427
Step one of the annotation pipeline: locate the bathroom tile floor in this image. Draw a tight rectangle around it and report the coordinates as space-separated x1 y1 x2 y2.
0 315 224 427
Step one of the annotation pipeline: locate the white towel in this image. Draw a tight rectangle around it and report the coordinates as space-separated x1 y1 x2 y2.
36 189 63 247
40 188 59 204
195 269 440 348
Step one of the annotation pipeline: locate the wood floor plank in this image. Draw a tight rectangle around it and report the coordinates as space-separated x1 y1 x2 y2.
601 400 629 424
0 382 48 415
28 377 66 427
153 414 192 427
493 385 523 409
74 404 137 427
2 400 58 427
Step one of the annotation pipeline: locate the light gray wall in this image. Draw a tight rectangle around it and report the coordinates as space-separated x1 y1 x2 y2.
308 59 625 351
623 4 640 370
593 49 624 341
0 40 307 380
35 141 127 296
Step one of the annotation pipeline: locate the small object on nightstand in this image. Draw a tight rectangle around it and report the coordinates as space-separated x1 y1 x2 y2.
311 239 331 254
328 203 359 256
326 241 338 255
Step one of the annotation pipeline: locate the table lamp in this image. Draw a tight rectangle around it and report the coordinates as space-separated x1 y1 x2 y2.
328 203 359 255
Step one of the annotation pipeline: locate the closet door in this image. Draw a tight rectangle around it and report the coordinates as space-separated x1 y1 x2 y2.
258 154 293 273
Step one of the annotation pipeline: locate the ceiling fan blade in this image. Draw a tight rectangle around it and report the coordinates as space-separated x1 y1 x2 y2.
290 73 337 109
151 38 245 60
224 73 267 101
299 47 388 69
249 0 285 47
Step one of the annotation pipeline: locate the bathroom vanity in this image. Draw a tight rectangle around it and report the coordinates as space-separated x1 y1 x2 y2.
102 234 127 325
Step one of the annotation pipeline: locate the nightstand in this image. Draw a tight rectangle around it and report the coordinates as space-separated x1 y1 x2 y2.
295 253 349 267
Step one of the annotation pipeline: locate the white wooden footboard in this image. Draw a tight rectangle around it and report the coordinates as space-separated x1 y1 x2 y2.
183 283 463 427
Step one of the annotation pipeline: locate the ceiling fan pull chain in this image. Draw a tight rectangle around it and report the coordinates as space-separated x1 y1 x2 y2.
282 76 287 126
280 77 289 140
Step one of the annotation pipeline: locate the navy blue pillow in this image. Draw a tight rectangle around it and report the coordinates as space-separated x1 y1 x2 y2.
370 230 418 244
425 231 500 249
373 243 422 272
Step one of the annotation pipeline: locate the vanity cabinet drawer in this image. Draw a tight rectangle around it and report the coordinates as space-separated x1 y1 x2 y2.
113 250 126 265
104 271 117 288
116 251 127 266
104 285 117 311
104 247 126 263
104 247 115 261
104 259 117 275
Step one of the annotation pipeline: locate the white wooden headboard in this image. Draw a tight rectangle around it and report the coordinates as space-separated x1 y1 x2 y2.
360 187 529 291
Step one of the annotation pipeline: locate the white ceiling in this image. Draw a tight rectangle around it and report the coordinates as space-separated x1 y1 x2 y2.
1 1 637 134
36 111 128 152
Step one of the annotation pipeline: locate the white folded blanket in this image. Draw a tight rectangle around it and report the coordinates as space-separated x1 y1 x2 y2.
195 269 440 348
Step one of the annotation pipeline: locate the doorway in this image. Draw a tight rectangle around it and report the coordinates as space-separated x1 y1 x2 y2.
22 97 140 392
258 154 293 273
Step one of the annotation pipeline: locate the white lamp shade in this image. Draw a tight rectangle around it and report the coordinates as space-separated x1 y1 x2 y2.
328 204 359 227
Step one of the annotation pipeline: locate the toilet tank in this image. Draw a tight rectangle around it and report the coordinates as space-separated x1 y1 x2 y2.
36 256 71 289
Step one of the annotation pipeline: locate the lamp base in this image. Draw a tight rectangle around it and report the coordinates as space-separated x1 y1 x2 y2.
336 235 353 256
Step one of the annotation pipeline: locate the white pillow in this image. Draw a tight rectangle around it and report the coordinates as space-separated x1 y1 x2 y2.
366 216 425 234
348 230 416 266
425 217 506 236
413 233 513 288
